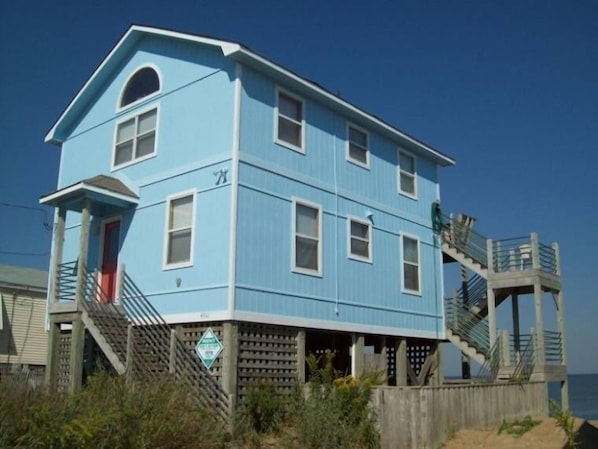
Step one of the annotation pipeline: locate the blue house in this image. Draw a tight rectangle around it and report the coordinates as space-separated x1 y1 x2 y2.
41 25 567 410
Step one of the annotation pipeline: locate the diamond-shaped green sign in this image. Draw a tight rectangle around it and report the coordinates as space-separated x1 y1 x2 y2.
195 328 223 370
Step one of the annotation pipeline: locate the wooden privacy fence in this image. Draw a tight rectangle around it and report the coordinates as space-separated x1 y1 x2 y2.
371 381 548 449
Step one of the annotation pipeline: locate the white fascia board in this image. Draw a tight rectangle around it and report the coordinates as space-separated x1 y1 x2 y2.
229 47 455 167
45 25 240 144
233 310 446 340
39 182 139 206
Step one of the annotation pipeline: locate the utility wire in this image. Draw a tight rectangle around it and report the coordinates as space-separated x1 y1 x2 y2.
0 201 52 231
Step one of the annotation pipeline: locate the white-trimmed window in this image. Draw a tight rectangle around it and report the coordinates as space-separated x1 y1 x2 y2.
292 199 321 275
119 66 160 109
399 151 417 198
347 124 369 167
164 191 195 268
276 89 304 152
113 107 158 168
402 235 421 294
347 217 372 262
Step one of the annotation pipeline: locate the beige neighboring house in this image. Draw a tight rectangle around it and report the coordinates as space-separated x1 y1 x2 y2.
0 265 48 376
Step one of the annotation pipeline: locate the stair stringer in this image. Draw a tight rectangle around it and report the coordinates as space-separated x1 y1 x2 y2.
445 328 487 366
81 310 127 375
470 291 510 317
442 243 488 278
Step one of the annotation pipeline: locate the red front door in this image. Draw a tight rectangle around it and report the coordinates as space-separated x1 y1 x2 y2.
101 220 120 303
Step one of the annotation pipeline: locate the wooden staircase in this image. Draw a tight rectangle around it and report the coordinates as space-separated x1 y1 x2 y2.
440 214 545 383
59 263 230 419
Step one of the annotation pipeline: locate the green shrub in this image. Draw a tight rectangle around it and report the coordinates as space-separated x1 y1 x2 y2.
550 399 578 449
498 415 541 437
0 371 228 449
242 380 285 433
296 352 381 449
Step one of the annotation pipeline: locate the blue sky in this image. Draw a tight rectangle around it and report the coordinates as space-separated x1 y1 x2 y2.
0 1 596 374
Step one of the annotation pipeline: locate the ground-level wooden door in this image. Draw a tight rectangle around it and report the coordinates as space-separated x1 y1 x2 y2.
101 220 120 303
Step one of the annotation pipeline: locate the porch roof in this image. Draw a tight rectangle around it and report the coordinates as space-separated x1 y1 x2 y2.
40 175 139 215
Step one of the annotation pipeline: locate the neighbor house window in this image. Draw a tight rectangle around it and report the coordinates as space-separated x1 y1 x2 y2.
348 217 372 262
165 192 195 268
347 124 369 167
399 151 417 198
402 235 420 294
120 66 160 108
276 89 304 151
113 107 157 168
293 199 321 275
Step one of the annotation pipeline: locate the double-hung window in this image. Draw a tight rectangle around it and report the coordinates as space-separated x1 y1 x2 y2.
348 217 372 262
164 192 195 268
276 90 304 151
399 151 417 198
114 108 157 168
402 235 420 294
293 200 321 275
347 124 369 168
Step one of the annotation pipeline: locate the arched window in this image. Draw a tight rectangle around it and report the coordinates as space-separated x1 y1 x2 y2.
120 67 160 108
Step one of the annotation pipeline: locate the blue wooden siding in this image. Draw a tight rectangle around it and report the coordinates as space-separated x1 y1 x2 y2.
58 35 236 188
235 65 444 336
56 37 236 317
53 36 446 334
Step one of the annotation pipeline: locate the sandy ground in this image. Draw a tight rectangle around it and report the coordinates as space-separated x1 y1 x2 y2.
442 418 598 449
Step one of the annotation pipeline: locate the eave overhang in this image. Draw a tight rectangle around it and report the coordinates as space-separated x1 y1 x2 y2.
40 175 138 216
45 25 455 167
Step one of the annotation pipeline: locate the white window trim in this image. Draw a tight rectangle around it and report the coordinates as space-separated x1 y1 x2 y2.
400 232 422 296
398 149 418 199
163 189 197 270
111 103 160 171
116 63 163 112
291 197 322 277
274 87 306 154
346 122 370 169
346 215 372 263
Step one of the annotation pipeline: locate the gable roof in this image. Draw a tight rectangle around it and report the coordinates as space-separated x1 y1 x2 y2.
46 25 455 167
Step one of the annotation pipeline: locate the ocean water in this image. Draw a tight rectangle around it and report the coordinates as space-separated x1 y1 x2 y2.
548 373 598 420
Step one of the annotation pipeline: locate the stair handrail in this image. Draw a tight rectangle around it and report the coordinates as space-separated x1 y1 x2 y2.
119 272 229 417
70 264 229 418
543 330 563 364
441 214 488 267
476 333 502 381
445 296 490 356
458 274 487 310
512 334 535 382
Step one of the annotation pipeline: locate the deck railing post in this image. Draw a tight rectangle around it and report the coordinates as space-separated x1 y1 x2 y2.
531 233 540 270
509 248 516 272
75 199 91 306
501 329 510 367
126 324 134 384
50 207 67 304
487 238 494 273
552 242 561 276
117 263 126 303
169 329 177 375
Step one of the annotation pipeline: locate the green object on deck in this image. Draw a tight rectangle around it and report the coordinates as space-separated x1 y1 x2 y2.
431 201 443 234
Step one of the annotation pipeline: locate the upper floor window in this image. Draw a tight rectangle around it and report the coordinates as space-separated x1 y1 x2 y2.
292 199 321 276
347 217 372 262
347 124 369 168
113 107 157 168
164 191 195 268
120 67 160 108
402 235 421 295
399 151 417 198
276 89 305 152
